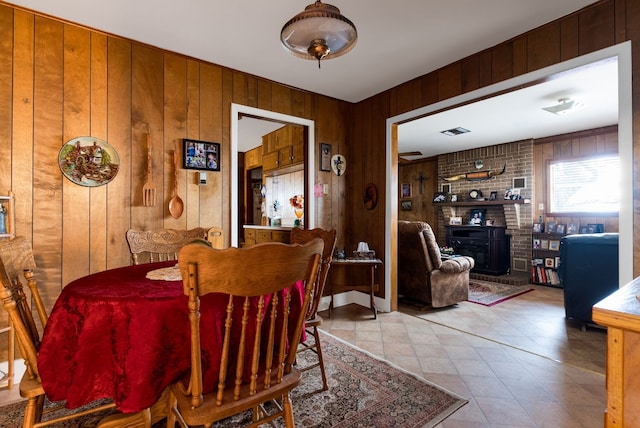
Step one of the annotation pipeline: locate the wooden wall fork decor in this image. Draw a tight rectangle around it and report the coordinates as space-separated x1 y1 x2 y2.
142 133 156 207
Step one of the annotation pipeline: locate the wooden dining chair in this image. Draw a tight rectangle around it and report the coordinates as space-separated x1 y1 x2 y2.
290 228 337 391
206 227 224 249
0 237 151 428
125 227 208 265
167 239 323 428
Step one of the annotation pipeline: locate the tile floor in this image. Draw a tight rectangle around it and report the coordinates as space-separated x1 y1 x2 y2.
318 283 608 428
0 283 608 427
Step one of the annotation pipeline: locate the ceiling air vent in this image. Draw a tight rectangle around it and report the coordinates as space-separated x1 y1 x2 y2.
441 127 470 136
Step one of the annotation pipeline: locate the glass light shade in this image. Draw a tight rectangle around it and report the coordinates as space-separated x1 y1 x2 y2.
281 1 357 66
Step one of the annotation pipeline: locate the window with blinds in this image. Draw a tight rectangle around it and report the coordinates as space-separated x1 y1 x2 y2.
548 155 619 214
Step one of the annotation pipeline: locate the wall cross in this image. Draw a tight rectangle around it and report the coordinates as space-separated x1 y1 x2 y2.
415 172 429 194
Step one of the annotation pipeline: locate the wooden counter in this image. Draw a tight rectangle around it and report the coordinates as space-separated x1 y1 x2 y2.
243 225 292 246
592 277 640 427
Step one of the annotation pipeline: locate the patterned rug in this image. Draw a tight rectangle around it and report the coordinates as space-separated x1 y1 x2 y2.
0 332 466 428
468 280 534 306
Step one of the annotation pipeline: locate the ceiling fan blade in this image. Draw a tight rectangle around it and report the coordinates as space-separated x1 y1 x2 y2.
398 151 422 157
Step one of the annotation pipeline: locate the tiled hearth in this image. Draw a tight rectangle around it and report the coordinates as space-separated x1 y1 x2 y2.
470 272 531 286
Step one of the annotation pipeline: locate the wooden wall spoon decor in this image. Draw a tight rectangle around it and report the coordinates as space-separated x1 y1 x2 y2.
168 150 184 219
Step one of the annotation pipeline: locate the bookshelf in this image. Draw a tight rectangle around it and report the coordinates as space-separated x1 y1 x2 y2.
531 221 565 287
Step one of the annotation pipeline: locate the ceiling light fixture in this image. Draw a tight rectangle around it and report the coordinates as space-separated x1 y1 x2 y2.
441 127 470 136
542 98 584 115
280 1 358 69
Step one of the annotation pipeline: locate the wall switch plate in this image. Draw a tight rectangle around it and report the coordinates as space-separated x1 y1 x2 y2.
538 203 544 210
323 184 329 194
199 172 207 185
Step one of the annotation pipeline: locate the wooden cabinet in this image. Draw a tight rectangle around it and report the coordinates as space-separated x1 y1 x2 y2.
593 278 640 427
262 125 304 172
243 226 291 247
244 146 263 170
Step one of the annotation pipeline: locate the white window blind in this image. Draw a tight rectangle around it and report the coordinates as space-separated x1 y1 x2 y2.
549 155 619 213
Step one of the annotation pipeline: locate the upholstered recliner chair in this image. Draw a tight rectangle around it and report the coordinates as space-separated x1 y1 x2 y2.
398 220 474 307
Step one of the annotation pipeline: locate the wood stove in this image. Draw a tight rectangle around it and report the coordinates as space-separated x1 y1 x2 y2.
446 226 510 275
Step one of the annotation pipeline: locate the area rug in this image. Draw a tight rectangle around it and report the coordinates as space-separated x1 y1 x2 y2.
0 332 467 428
468 280 534 306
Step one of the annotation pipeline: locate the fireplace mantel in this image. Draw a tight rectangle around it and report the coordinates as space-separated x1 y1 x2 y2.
438 199 530 229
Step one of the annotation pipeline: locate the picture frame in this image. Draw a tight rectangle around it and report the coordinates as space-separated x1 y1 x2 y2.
545 221 556 233
567 223 579 234
579 226 589 234
450 194 458 202
320 143 332 172
587 223 604 233
532 239 541 249
549 240 560 251
401 183 412 198
441 183 451 193
545 258 555 268
540 239 549 250
183 138 220 171
400 200 412 211
432 191 446 203
449 216 462 225
555 224 566 234
469 208 486 226
532 223 544 233
489 191 498 201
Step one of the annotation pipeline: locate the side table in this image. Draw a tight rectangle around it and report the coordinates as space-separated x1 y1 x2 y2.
329 258 382 319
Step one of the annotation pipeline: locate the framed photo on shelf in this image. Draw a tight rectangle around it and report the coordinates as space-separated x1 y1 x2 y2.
545 258 555 268
401 183 412 198
489 191 498 201
549 240 560 251
587 223 604 233
567 223 579 234
555 224 566 234
532 239 541 249
449 216 462 225
183 138 220 171
433 191 447 203
579 226 589 234
540 239 549 250
469 209 486 226
532 223 544 233
545 221 557 233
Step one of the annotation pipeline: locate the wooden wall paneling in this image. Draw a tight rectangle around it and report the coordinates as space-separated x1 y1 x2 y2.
131 44 164 230
438 63 462 101
232 72 248 106
163 53 188 230
478 50 493 89
11 10 34 241
62 25 92 286
256 79 272 112
526 22 561 72
32 16 64 308
271 84 292 116
420 73 439 107
221 69 233 239
246 76 258 108
0 6 12 193
461 55 480 94
88 33 109 274
105 37 132 269
560 14 580 61
199 63 223 232
511 36 528 76
184 60 201 230
579 1 616 55
613 0 626 44
491 42 513 84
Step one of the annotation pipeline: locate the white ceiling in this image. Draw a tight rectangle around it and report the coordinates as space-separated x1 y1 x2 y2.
5 0 611 155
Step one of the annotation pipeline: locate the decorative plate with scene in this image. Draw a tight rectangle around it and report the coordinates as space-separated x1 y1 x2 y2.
58 136 120 187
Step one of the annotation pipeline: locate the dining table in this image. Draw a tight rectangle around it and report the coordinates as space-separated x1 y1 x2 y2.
37 260 306 415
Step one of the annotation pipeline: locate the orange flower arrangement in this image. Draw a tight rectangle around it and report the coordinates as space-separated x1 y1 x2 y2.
289 194 304 210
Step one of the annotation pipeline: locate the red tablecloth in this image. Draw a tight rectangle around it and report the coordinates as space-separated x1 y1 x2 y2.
38 261 305 413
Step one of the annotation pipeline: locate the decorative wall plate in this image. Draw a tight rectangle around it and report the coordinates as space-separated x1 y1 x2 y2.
58 137 120 187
